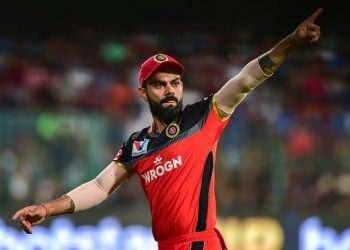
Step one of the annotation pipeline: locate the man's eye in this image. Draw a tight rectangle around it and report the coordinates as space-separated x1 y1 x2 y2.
154 83 163 88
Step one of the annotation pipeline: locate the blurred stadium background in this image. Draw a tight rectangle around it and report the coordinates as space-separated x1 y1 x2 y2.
1 1 350 249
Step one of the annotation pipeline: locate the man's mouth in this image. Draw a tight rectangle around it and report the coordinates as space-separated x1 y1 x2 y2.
163 100 177 104
161 96 178 105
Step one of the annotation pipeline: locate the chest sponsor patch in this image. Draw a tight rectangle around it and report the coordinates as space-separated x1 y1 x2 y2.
132 139 150 157
141 155 183 184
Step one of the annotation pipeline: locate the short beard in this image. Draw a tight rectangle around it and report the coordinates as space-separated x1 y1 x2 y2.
147 94 183 125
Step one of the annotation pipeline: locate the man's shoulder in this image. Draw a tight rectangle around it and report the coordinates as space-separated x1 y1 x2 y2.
177 94 214 131
125 127 150 144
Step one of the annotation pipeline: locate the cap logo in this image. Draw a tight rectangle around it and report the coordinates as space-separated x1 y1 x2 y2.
165 122 180 138
154 54 168 63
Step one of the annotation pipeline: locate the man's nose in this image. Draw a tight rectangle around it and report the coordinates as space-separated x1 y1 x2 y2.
164 83 175 95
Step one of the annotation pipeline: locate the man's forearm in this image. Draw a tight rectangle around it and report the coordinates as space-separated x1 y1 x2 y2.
42 195 75 217
65 161 129 212
215 34 302 114
259 34 301 75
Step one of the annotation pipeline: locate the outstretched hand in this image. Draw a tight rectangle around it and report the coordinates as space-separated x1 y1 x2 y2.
12 205 47 234
292 8 323 44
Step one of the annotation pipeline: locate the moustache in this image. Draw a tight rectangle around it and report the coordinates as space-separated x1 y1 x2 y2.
160 95 179 104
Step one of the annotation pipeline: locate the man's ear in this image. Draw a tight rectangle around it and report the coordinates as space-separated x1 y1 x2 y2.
138 87 148 102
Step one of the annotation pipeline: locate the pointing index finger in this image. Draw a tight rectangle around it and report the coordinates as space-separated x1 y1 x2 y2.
12 209 25 220
306 8 323 23
12 207 31 220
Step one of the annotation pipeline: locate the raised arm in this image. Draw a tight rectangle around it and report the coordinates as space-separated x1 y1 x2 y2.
215 8 323 115
12 161 129 234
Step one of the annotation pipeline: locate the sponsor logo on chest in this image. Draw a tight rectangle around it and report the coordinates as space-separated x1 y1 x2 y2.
132 139 150 157
141 155 182 184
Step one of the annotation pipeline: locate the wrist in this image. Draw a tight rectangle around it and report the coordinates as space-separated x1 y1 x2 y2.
288 33 303 48
40 203 50 219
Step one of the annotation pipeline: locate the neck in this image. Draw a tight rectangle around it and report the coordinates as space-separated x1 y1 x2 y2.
152 116 167 134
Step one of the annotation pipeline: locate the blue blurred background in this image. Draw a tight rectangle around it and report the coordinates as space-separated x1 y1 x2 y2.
0 1 349 249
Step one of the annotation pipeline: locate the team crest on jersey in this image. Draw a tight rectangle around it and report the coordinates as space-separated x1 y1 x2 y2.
165 122 180 138
132 139 150 157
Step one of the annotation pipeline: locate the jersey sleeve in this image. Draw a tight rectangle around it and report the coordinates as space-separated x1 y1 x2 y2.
183 94 231 142
113 143 129 171
113 132 138 173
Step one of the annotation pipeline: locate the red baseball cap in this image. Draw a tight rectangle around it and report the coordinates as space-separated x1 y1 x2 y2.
138 53 184 87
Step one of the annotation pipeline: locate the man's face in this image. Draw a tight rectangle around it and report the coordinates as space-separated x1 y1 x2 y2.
138 66 184 124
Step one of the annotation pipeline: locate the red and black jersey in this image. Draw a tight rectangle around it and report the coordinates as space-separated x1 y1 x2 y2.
114 94 230 247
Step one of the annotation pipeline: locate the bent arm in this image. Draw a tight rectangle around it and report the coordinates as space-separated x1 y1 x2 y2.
65 161 129 212
39 161 129 216
12 161 129 234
